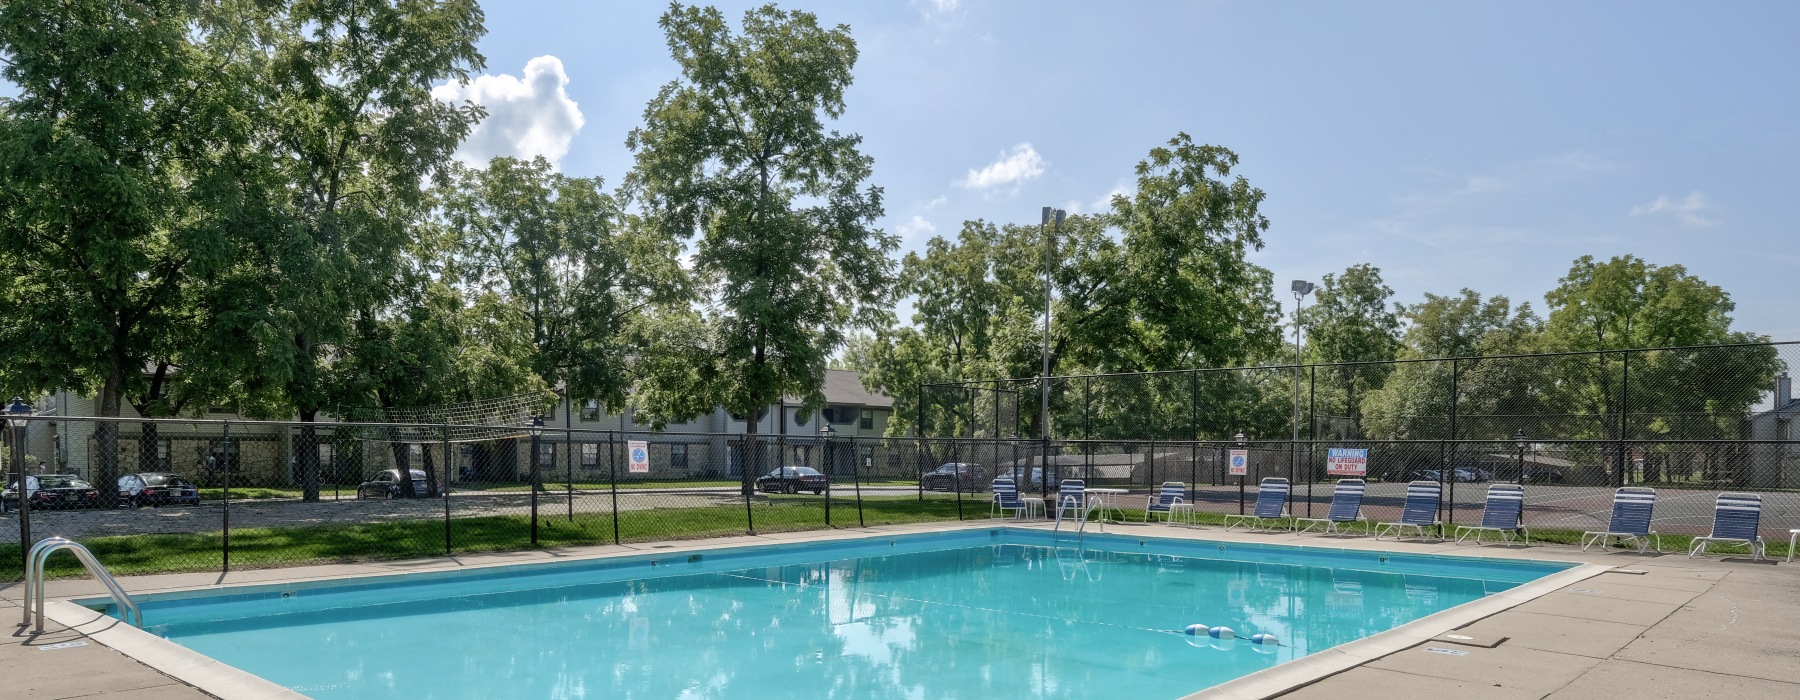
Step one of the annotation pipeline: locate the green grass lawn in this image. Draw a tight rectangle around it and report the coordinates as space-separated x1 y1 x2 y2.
4 496 967 579
8 500 1785 580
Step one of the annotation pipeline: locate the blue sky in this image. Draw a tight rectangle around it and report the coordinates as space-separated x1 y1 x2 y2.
4 2 1790 339
453 1 1797 340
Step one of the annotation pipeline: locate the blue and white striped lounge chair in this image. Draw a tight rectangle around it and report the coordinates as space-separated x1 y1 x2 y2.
1373 481 1442 540
1580 487 1660 553
990 478 1041 519
1053 479 1089 526
1454 483 1529 545
1294 479 1367 535
1222 478 1290 531
1689 492 1766 560
1143 481 1193 524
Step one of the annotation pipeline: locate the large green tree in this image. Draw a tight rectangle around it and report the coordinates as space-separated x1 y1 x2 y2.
1301 263 1402 438
235 0 486 501
1359 290 1542 441
625 4 897 494
0 0 273 498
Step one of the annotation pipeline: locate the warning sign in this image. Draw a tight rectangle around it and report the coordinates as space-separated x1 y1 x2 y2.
1228 449 1248 476
628 441 650 474
1326 448 1368 476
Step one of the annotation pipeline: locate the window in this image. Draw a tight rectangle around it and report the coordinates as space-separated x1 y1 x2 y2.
538 443 555 466
581 443 598 468
671 443 689 468
824 405 859 425
860 409 873 430
155 438 170 469
580 399 601 421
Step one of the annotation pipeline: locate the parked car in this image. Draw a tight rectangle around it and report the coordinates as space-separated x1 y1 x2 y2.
2 474 102 511
755 466 827 494
997 467 1052 490
116 473 201 508
1410 469 1480 483
356 469 436 499
921 463 987 492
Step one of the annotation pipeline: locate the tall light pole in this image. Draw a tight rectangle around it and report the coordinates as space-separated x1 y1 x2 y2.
1289 280 1313 508
1513 429 1528 484
1040 207 1064 498
8 397 33 575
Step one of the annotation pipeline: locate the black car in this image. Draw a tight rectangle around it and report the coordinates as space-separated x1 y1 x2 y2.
117 473 201 507
755 466 827 494
356 469 436 499
2 474 102 511
921 463 986 492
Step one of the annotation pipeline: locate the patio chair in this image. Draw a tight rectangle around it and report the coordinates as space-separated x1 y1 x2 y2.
990 478 1041 519
1293 479 1367 535
1372 481 1443 540
1688 492 1766 560
1053 479 1089 526
1580 487 1661 553
1143 481 1194 524
1453 483 1529 545
1222 478 1290 532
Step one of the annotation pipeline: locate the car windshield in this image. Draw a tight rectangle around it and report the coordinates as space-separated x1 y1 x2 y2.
38 476 75 488
408 470 428 480
144 474 173 486
791 468 821 476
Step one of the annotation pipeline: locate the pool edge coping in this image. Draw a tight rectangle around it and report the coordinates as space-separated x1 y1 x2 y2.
1182 560 1611 700
41 522 1607 700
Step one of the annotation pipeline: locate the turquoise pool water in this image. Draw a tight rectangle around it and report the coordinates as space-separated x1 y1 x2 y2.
126 531 1569 699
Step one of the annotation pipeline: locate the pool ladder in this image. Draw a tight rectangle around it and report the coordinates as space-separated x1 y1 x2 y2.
22 537 143 633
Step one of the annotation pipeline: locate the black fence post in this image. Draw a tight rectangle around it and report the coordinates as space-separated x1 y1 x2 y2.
1445 359 1460 531
442 430 452 556
853 437 865 528
1306 365 1316 518
221 420 231 575
745 434 757 535
1618 350 1631 488
529 429 540 547
822 431 832 528
608 432 620 545
954 438 965 521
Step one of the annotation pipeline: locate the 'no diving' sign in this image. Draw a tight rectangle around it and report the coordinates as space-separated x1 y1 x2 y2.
628 441 650 473
1228 449 1248 476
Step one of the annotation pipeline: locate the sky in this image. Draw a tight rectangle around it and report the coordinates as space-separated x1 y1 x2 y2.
11 2 1798 339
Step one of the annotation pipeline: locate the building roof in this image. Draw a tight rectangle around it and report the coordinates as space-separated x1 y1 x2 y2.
814 369 894 408
1751 400 1800 421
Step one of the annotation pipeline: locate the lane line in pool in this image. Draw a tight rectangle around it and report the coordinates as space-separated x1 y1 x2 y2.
715 571 1181 637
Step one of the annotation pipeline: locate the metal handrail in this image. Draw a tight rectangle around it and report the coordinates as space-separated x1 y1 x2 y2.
23 537 143 633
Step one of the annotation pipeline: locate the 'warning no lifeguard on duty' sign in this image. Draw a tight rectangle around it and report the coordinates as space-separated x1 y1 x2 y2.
1325 448 1368 476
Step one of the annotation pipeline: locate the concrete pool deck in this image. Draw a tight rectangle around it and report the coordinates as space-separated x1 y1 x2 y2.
5 520 1797 699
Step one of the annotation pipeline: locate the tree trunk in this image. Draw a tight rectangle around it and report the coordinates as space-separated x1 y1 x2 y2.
421 444 439 496
138 422 161 473
389 437 417 497
95 369 125 508
297 412 321 502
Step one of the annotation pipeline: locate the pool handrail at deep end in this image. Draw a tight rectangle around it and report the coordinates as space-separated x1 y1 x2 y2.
23 536 143 633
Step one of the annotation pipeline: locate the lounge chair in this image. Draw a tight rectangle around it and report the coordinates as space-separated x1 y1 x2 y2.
1294 479 1367 535
1373 481 1442 540
1053 479 1088 526
1454 483 1529 545
1689 492 1766 560
1580 487 1660 553
1222 478 1290 532
990 478 1041 519
1143 481 1194 524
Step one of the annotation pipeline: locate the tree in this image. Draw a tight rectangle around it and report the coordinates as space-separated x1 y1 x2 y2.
0 0 272 502
238 0 486 501
625 4 897 497
1539 256 1778 482
1359 290 1541 441
1301 263 1401 438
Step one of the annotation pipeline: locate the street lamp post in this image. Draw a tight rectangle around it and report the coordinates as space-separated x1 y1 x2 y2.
1513 429 1528 484
1235 431 1248 515
529 416 544 546
8 397 33 575
820 423 836 527
1289 280 1313 512
1040 207 1064 505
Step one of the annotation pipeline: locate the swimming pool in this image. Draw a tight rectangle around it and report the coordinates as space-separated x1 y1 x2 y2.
95 529 1576 699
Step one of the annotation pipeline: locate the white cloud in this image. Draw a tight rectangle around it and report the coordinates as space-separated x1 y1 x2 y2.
895 215 937 241
1092 181 1132 212
1630 192 1718 228
432 56 585 167
923 194 948 209
957 143 1046 195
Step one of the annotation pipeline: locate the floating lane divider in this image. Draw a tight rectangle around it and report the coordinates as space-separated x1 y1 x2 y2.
1182 624 1281 652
